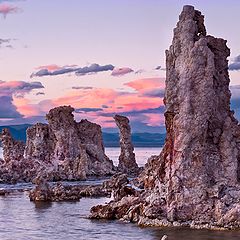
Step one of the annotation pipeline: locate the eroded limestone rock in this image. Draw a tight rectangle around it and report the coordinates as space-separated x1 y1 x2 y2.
91 5 240 229
0 105 115 183
44 106 114 180
114 115 139 175
25 123 56 163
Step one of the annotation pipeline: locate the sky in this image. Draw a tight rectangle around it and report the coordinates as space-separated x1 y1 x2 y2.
0 0 240 132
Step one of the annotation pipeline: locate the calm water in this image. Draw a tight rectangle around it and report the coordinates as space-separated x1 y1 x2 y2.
105 147 161 167
0 147 240 239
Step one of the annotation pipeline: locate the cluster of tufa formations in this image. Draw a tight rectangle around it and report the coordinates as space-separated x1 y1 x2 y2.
0 106 139 183
90 6 240 229
1 4 240 230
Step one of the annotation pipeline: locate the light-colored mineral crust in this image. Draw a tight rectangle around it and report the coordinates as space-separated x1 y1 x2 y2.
114 115 139 175
91 5 240 229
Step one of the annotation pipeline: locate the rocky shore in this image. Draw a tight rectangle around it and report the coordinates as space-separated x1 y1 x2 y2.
90 5 240 230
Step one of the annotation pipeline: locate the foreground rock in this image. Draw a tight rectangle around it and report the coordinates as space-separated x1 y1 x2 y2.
90 5 240 229
114 115 139 175
29 177 111 202
0 106 115 183
30 173 138 202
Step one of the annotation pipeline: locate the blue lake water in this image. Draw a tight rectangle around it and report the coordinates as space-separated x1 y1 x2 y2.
0 147 240 239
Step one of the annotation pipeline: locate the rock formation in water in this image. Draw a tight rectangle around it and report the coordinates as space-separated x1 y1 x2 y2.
91 5 240 229
0 129 25 163
29 178 110 202
0 105 115 183
43 106 114 180
114 115 139 175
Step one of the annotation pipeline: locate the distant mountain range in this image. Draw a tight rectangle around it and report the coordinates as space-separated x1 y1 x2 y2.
0 124 166 147
0 124 32 143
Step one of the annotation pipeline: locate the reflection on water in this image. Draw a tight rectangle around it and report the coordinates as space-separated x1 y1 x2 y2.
0 193 239 240
105 147 162 167
34 201 53 211
0 147 240 239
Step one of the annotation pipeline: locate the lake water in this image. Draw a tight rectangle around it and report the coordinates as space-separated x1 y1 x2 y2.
0 147 240 239
105 147 161 167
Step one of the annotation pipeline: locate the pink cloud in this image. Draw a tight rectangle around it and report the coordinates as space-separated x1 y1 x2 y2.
111 67 133 76
53 88 118 109
36 64 78 71
0 3 19 18
125 77 165 91
0 80 44 97
143 113 165 126
11 79 165 128
113 94 163 112
36 64 62 71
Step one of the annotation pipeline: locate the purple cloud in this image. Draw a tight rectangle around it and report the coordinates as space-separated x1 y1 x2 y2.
31 63 115 78
0 81 44 118
111 67 134 76
229 55 240 71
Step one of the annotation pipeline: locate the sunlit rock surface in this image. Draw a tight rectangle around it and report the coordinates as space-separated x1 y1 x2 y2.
91 5 240 229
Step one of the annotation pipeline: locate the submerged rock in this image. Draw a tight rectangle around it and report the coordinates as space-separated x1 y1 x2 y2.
29 174 52 201
91 5 240 229
30 180 111 202
114 115 139 175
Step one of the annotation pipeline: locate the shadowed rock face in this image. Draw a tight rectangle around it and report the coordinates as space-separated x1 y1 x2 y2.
0 129 25 163
91 5 240 229
114 115 139 175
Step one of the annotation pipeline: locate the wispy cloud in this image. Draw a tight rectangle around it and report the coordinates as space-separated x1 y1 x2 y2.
36 92 45 96
111 67 133 76
75 107 103 113
0 3 19 18
72 86 93 90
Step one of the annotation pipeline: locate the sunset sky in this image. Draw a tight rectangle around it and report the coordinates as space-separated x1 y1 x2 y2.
0 0 240 132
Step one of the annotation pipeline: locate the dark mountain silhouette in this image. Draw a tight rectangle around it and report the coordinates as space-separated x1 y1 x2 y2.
0 124 165 147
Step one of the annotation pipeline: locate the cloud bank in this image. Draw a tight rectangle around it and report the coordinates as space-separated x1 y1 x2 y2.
0 80 44 119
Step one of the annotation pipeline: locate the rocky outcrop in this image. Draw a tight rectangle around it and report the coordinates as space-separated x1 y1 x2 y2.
29 180 111 202
114 115 139 175
0 129 37 183
0 105 115 183
29 174 52 201
25 123 56 164
0 129 25 163
45 106 114 180
91 5 240 229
